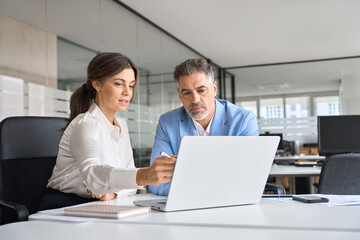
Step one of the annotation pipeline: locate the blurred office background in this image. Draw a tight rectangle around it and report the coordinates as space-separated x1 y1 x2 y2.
1 0 360 168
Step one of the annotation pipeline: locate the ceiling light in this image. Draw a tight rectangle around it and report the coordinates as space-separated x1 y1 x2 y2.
256 83 289 91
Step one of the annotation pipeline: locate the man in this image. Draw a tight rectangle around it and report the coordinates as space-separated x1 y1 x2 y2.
149 58 259 196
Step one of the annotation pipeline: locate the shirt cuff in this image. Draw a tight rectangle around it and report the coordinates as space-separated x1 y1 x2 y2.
109 168 141 189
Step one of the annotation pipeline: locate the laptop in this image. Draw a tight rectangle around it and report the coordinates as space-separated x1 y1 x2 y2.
134 136 279 212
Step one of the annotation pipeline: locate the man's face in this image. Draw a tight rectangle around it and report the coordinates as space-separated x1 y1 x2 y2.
177 71 217 120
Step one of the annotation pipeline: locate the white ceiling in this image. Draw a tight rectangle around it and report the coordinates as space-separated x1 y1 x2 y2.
119 0 360 97
1 0 360 97
120 0 360 67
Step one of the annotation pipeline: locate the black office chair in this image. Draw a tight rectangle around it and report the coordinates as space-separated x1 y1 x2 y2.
0 116 67 225
318 153 360 195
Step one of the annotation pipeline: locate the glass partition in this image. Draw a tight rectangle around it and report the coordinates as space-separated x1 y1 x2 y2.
3 0 353 164
0 0 203 167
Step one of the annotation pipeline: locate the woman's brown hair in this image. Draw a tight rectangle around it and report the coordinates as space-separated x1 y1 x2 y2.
65 52 138 128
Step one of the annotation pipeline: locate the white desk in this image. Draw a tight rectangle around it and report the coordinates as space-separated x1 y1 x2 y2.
274 154 325 161
269 164 321 193
29 194 360 232
2 220 360 240
270 164 321 177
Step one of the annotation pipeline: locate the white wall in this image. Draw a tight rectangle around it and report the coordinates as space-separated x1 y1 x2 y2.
341 76 360 114
0 15 57 88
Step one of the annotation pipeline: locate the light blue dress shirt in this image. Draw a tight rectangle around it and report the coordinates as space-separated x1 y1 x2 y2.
149 99 259 196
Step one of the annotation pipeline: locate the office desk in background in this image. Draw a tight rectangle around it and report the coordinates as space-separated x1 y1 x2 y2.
269 164 321 193
274 154 325 161
271 154 325 194
270 164 321 176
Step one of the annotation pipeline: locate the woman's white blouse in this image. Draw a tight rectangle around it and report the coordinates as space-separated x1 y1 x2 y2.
47 103 140 198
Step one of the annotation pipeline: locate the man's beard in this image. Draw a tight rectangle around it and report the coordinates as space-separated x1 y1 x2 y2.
188 102 212 121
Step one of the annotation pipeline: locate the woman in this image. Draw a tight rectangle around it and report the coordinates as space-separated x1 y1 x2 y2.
38 52 176 211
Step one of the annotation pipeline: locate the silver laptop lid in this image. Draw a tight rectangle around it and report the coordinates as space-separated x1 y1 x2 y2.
165 136 279 211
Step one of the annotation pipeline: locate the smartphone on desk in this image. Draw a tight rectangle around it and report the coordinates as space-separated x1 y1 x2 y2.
292 195 329 203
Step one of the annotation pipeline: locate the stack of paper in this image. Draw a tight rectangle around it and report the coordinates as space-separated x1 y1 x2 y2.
319 195 360 206
64 204 151 219
265 194 360 206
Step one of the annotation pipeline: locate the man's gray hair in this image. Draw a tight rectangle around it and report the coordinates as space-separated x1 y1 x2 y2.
173 58 215 84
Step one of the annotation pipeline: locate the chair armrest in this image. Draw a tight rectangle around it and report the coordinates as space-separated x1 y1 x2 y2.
0 199 29 222
265 183 286 195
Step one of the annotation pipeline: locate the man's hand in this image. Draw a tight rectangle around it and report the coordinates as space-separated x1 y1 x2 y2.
83 181 117 201
136 155 177 186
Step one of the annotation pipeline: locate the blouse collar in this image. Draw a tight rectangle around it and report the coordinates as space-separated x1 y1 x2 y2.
88 103 120 135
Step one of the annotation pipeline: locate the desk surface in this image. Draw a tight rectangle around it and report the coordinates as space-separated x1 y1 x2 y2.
29 194 360 233
269 164 321 177
2 220 360 240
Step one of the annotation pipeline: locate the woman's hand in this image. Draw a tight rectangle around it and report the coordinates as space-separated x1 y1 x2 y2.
83 181 117 201
136 155 177 186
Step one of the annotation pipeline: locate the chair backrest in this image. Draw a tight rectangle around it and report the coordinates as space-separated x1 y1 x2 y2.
318 153 360 194
0 116 67 224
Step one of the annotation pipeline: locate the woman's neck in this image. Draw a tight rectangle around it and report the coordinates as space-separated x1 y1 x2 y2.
94 102 116 125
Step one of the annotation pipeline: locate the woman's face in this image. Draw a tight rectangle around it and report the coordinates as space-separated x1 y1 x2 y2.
93 68 136 116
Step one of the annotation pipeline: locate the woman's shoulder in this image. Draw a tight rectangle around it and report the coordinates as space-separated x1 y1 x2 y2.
64 112 101 144
68 112 98 131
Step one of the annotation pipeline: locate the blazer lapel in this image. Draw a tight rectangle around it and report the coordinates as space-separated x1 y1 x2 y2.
210 99 229 136
179 109 197 137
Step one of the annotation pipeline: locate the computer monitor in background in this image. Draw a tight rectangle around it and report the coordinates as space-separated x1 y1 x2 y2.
260 132 283 153
318 115 360 156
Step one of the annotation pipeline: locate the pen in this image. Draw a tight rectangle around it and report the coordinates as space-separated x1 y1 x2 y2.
160 151 171 158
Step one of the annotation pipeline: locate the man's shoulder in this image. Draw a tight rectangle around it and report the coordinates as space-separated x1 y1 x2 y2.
216 99 258 135
216 99 256 127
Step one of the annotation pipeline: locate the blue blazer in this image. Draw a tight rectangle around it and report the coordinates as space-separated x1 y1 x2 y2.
148 99 259 195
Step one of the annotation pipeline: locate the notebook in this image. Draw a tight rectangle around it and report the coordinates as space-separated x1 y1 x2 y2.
64 204 151 219
134 136 279 212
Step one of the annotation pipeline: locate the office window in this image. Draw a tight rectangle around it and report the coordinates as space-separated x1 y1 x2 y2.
237 100 257 117
260 98 284 119
285 96 309 118
314 96 340 116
